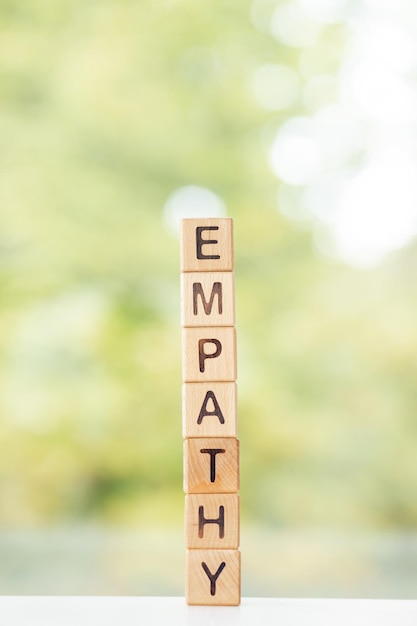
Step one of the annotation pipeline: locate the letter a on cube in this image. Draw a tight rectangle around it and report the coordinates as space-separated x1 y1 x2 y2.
182 382 237 438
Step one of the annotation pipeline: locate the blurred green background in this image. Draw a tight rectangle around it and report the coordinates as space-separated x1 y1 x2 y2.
1 0 416 597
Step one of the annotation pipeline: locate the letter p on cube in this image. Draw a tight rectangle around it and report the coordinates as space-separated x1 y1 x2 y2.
182 327 237 383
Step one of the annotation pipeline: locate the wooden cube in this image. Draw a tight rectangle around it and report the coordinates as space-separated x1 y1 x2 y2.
184 438 239 494
185 493 239 549
181 271 235 328
182 382 237 438
180 218 233 273
182 327 237 383
186 549 240 606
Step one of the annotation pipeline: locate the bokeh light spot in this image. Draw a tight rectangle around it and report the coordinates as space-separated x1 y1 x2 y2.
163 185 227 236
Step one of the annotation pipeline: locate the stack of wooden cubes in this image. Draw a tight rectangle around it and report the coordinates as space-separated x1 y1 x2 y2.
180 217 240 606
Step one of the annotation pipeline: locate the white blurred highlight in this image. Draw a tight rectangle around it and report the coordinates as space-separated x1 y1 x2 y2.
267 0 417 267
163 185 227 236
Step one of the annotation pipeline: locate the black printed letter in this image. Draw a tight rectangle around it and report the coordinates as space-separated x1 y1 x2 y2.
196 226 220 260
201 561 226 596
198 505 225 538
198 339 222 373
200 448 225 483
193 282 223 316
197 391 225 425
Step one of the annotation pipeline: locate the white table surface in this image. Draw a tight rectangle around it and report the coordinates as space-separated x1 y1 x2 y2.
1 596 416 626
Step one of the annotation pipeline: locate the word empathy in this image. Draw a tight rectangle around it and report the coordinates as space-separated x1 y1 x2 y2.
180 218 240 606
